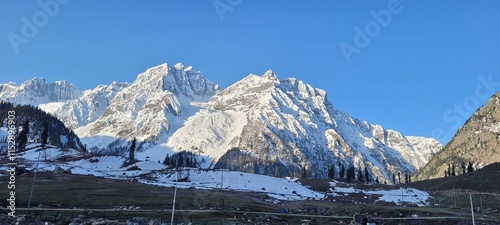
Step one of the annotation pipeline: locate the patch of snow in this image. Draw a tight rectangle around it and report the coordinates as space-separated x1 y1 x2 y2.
329 182 429 206
485 122 500 133
167 110 247 166
145 169 324 201
39 102 65 115
366 188 429 206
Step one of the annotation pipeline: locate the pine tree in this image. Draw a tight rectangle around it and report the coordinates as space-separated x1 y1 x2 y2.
40 122 48 148
405 172 408 184
301 166 307 179
129 137 136 163
397 172 401 184
461 161 466 175
357 167 364 181
447 166 451 177
350 166 356 181
408 174 411 183
340 164 345 179
375 176 379 184
451 164 456 176
346 167 352 183
392 173 396 184
328 164 335 179
467 162 474 173
346 165 355 183
17 120 29 150
178 152 184 168
364 167 370 183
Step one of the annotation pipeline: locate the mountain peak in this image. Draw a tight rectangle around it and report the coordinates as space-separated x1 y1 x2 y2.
0 77 81 105
174 62 184 70
27 76 46 82
262 70 278 82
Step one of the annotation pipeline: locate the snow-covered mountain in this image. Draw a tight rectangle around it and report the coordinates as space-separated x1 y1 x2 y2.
74 63 219 150
167 70 443 181
40 81 131 130
0 77 81 105
0 63 442 182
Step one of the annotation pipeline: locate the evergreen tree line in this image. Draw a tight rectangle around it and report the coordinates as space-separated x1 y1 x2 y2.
326 162 382 184
185 146 418 183
97 137 145 157
163 150 199 168
325 161 416 185
445 161 474 177
213 147 262 174
388 171 412 184
0 101 85 151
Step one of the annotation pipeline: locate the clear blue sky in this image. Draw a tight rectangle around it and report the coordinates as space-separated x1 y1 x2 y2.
1 1 499 144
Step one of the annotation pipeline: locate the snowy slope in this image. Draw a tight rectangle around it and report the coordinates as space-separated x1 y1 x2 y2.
2 144 430 205
329 181 429 206
40 81 130 130
405 136 443 168
0 143 431 204
3 143 323 201
167 109 248 164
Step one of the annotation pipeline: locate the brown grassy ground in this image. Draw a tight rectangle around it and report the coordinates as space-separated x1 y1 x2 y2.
1 164 499 224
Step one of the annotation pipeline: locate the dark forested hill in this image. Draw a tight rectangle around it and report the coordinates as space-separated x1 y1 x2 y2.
0 101 85 151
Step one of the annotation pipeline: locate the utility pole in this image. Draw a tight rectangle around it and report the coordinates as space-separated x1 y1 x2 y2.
470 194 476 225
220 169 224 191
401 186 404 207
480 195 483 211
453 187 457 208
170 169 178 225
27 151 41 214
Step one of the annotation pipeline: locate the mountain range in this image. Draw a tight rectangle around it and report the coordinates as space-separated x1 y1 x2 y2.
1 62 445 182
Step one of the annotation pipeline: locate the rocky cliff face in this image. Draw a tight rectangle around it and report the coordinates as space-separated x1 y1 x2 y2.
416 91 500 180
